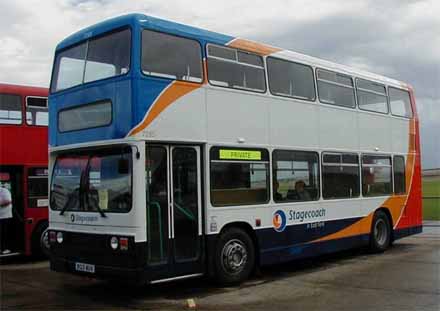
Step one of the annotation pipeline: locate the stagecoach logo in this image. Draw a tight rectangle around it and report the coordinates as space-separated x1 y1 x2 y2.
70 214 98 223
273 210 287 232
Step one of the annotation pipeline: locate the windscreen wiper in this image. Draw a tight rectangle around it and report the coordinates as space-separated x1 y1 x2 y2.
86 192 107 218
59 189 79 216
83 158 106 218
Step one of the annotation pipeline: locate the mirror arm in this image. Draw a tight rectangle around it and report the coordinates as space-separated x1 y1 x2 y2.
130 145 140 159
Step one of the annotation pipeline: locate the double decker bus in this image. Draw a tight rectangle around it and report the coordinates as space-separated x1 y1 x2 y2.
0 83 49 257
47 14 422 284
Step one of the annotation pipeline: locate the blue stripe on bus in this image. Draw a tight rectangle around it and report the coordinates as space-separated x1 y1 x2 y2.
259 234 370 266
393 225 422 240
256 217 363 265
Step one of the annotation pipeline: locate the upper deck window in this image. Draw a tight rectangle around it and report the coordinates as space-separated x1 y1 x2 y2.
207 44 266 93
51 28 131 93
26 97 48 126
267 57 315 101
141 30 203 83
0 94 22 125
356 79 388 114
317 69 355 108
389 87 413 118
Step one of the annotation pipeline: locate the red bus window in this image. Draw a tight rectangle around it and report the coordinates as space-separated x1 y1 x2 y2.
0 172 11 181
28 167 48 208
0 94 22 125
26 97 48 126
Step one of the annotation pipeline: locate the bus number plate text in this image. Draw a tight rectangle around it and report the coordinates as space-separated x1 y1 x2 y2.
75 262 95 274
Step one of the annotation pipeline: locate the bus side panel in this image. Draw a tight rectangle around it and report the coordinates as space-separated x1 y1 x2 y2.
393 117 423 239
255 216 368 266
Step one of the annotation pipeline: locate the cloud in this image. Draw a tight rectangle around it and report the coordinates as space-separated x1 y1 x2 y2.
0 0 438 167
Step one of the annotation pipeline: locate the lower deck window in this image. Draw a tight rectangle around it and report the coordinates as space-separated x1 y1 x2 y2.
210 147 269 206
362 155 392 196
322 153 360 199
272 150 319 202
393 156 406 194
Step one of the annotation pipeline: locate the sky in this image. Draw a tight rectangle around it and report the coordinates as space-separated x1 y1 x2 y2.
0 0 438 168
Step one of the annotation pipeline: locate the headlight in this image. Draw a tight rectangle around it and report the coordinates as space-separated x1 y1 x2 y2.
56 231 64 244
110 237 119 250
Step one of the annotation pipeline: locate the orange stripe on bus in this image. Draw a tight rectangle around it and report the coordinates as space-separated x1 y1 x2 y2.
315 214 374 242
129 81 202 136
227 38 282 56
129 59 208 136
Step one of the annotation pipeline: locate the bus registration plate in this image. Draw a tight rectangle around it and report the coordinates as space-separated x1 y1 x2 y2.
75 262 95 274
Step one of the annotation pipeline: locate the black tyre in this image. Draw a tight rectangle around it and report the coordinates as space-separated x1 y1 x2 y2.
370 210 391 253
214 228 255 285
32 222 48 258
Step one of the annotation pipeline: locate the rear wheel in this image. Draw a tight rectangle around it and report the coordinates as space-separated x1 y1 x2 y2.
370 211 391 253
214 228 255 285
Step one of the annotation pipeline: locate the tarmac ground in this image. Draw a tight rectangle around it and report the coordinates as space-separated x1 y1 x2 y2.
1 223 439 311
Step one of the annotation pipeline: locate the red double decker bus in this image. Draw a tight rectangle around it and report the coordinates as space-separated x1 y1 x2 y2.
0 83 49 257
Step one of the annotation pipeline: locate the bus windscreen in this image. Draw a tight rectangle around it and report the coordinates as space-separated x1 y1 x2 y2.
50 148 132 214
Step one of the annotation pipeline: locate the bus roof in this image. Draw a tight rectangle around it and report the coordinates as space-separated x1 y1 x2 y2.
55 13 411 90
56 13 234 51
0 83 48 97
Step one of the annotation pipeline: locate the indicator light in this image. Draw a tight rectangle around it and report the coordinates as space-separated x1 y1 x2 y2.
120 237 129 251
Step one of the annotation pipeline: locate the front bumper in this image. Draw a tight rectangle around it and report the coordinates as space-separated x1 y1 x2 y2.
50 256 145 282
48 230 147 282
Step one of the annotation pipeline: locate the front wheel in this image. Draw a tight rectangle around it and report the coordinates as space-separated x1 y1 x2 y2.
214 228 255 285
370 210 391 253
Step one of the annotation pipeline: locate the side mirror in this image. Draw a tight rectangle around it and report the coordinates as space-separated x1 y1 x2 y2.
118 158 129 175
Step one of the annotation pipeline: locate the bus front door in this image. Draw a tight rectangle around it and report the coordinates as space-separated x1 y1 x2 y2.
146 145 203 282
0 166 24 256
